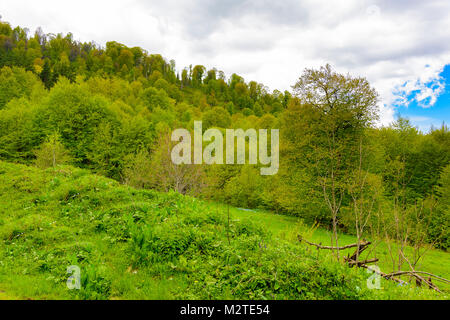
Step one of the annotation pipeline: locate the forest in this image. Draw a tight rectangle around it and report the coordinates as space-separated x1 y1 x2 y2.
0 19 449 299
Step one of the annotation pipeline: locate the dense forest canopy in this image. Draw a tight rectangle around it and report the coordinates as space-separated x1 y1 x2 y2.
0 19 448 251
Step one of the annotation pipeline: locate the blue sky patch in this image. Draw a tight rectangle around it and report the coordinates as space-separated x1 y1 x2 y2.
395 64 450 132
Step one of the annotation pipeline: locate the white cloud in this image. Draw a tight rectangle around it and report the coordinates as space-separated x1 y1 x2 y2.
393 64 446 108
1 0 449 125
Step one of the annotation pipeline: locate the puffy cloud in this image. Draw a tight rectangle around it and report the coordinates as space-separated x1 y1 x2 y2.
394 65 446 108
1 0 449 125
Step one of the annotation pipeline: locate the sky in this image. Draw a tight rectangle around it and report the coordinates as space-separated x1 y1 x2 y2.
0 0 449 130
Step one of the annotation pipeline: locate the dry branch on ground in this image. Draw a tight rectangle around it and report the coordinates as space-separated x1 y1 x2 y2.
298 235 448 293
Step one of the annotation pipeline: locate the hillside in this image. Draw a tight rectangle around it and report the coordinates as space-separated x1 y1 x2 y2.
0 19 449 272
0 161 447 300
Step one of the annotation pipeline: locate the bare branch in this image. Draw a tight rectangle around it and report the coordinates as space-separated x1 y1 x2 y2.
298 235 370 250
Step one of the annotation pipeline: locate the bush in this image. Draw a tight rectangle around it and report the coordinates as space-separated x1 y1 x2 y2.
34 133 71 169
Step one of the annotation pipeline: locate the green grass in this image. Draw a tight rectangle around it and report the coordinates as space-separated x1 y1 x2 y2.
228 207 450 291
0 161 448 300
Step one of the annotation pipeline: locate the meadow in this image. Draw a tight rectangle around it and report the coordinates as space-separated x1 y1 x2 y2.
0 161 448 300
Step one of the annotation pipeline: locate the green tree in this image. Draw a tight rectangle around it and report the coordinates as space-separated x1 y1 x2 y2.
141 87 171 111
431 164 450 249
290 64 379 257
40 60 53 89
224 166 264 208
192 65 206 88
32 79 114 165
123 148 153 189
149 130 206 195
34 133 71 169
202 106 231 129
0 66 44 109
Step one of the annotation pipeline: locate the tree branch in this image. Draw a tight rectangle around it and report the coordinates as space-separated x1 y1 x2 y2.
298 235 370 250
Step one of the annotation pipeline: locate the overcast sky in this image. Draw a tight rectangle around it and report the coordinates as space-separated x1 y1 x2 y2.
1 0 449 129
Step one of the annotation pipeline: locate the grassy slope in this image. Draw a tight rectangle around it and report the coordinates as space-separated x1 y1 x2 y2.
0 161 448 300
229 208 450 291
231 209 450 289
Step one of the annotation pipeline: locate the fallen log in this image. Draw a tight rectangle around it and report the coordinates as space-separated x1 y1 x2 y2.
347 241 371 265
345 258 379 267
297 235 371 250
298 235 448 293
387 271 450 285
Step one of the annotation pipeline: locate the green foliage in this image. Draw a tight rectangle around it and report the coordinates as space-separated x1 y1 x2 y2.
0 98 38 161
123 148 153 189
432 164 450 249
141 87 172 111
0 20 448 301
34 80 112 164
202 106 231 129
0 161 446 300
148 131 206 195
0 48 445 250
76 265 112 300
34 133 71 169
0 66 44 109
224 166 265 208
